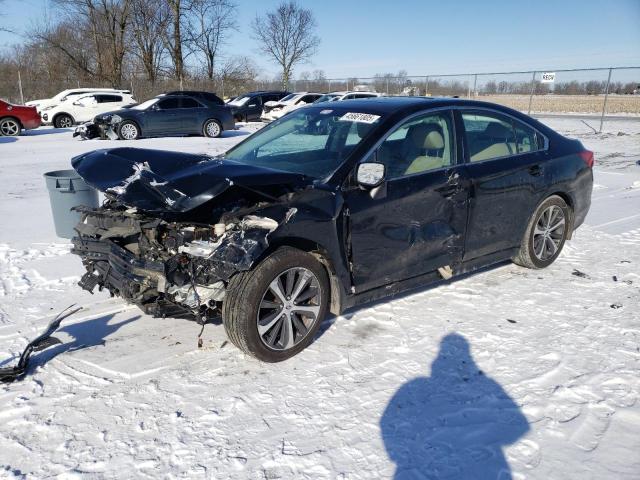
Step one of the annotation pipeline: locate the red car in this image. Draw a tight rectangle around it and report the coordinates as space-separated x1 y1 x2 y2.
0 99 42 136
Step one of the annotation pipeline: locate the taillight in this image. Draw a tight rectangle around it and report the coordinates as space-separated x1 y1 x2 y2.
579 150 594 168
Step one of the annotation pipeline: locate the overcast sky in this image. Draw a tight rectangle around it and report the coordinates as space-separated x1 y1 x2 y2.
1 0 639 79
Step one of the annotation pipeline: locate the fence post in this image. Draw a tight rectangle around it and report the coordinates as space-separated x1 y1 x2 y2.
473 74 478 97
347 79 350 91
527 71 536 115
328 79 332 92
599 68 613 133
425 76 429 96
386 78 389 95
467 76 472 98
17 70 24 104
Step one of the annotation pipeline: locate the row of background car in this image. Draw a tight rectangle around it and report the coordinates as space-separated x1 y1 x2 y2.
0 87 382 138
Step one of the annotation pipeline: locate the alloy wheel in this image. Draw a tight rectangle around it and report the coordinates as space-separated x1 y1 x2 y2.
532 205 566 261
58 116 73 128
0 119 20 136
257 267 322 351
206 121 221 137
120 123 138 140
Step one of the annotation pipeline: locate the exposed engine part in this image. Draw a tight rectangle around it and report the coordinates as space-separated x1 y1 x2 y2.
71 202 295 318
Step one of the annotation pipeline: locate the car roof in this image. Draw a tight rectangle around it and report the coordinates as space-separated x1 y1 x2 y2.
310 96 557 133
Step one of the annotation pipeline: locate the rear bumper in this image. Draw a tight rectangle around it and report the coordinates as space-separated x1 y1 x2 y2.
22 116 42 130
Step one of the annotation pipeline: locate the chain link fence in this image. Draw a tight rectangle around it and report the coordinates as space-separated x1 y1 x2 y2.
3 66 639 132
290 67 640 131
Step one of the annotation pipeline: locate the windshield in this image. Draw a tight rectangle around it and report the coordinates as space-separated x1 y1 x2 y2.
278 93 297 102
132 98 159 110
224 107 382 178
227 95 250 107
314 94 340 103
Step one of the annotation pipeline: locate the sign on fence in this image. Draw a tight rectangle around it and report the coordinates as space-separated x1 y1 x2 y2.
541 72 556 83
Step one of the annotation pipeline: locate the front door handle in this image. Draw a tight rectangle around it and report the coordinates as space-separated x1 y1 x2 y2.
529 165 542 176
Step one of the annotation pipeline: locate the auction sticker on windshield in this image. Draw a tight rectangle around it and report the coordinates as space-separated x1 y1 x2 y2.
339 112 381 124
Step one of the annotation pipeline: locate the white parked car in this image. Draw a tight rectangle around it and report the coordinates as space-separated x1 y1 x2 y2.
42 92 136 128
26 88 132 113
313 91 382 103
260 92 323 122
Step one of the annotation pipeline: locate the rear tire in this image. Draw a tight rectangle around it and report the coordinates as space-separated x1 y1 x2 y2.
0 117 21 136
54 114 74 129
203 119 222 138
118 121 140 140
513 195 571 269
223 247 329 362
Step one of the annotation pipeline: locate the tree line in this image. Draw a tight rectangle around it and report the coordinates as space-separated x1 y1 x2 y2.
0 0 320 102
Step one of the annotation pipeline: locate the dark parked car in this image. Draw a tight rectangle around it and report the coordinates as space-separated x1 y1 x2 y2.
162 90 225 106
0 99 41 136
76 94 235 140
227 90 290 122
70 97 593 361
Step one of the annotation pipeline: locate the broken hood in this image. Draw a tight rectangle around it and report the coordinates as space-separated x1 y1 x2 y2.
72 147 309 213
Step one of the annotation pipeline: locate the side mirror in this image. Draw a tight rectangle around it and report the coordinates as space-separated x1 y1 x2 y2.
357 162 385 188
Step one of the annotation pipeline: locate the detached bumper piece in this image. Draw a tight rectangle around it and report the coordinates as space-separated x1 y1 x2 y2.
74 122 118 140
0 305 82 382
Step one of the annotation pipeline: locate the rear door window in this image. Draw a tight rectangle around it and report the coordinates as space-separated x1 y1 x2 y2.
96 95 123 103
157 98 181 110
461 112 517 162
179 98 201 109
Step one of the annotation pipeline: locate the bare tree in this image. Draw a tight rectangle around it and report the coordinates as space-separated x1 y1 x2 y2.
130 0 169 84
44 0 132 86
190 0 237 80
164 0 191 82
251 1 319 90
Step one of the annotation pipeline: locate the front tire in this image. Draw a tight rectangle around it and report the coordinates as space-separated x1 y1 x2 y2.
118 121 140 140
203 119 222 138
513 195 571 269
223 247 330 362
0 117 21 136
54 114 74 129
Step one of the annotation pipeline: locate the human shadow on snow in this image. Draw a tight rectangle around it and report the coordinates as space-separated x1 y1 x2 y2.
381 333 529 480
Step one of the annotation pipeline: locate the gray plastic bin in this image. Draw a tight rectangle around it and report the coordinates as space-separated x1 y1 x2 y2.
44 169 99 239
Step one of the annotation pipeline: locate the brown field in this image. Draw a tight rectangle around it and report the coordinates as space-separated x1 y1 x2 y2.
475 94 640 115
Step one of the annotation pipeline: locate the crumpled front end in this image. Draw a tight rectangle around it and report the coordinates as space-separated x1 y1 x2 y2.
74 114 123 140
72 203 293 317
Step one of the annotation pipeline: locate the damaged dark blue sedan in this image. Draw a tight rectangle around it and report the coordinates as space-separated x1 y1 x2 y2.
70 97 593 361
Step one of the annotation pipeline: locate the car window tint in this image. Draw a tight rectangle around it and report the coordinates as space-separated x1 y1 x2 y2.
96 95 122 103
157 98 181 109
180 98 201 108
375 112 454 179
513 121 543 154
248 97 262 107
462 112 517 162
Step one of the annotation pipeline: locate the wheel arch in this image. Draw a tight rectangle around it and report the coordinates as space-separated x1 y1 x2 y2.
119 118 142 137
260 236 345 316
545 190 575 239
0 116 23 128
52 112 74 126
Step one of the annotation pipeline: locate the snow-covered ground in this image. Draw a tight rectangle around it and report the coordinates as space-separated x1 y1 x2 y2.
0 119 639 479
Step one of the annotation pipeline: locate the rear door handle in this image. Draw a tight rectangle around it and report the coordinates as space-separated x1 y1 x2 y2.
529 165 542 176
436 183 461 197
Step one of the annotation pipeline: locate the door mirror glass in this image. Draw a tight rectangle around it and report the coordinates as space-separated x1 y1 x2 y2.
357 162 385 187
